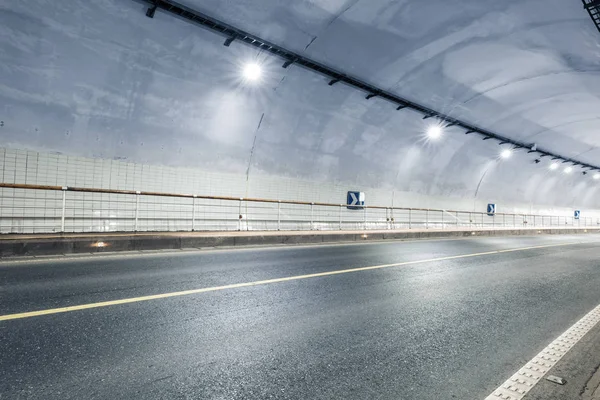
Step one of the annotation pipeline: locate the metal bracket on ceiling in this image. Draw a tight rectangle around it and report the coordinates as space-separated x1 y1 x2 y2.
396 105 407 110
365 93 377 100
223 37 235 47
146 4 157 18
328 79 340 86
282 60 294 68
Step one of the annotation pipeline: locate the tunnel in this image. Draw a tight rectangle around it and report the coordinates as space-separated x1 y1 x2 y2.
1 1 600 399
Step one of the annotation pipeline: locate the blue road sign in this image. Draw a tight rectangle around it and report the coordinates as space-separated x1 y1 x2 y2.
487 203 496 216
347 191 365 210
574 210 581 220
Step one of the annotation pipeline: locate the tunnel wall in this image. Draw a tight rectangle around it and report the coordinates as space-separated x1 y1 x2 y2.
1 0 599 234
1 146 598 234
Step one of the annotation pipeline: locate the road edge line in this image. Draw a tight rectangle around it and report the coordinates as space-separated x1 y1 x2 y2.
484 304 600 400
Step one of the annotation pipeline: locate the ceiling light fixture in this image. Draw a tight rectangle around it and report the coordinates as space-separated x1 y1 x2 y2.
549 163 559 170
242 62 262 82
564 166 573 174
500 148 512 159
426 124 443 140
594 173 600 180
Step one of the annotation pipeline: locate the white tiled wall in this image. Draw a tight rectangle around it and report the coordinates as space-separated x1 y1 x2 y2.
0 147 598 233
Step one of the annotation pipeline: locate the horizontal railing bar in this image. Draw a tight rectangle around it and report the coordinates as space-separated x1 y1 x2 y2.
0 182 588 220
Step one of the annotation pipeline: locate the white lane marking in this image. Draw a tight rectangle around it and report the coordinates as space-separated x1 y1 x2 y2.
485 304 600 400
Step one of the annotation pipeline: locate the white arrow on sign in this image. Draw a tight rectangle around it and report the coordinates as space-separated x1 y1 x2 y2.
350 192 358 205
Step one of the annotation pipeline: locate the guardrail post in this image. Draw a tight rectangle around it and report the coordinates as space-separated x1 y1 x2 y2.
363 206 367 230
469 212 472 228
191 195 196 231
481 213 484 228
426 209 429 229
339 204 343 230
238 198 243 231
277 201 281 231
386 208 389 230
310 202 314 230
409 209 412 229
385 208 388 230
456 211 459 227
503 213 505 228
441 210 444 229
60 186 67 233
134 191 140 231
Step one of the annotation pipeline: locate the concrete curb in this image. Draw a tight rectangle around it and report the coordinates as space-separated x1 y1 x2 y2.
1 228 598 258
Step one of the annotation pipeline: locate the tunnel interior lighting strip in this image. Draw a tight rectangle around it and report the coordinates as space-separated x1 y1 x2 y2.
138 0 600 172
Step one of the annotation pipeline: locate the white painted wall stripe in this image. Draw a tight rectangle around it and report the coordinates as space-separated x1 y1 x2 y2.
485 304 600 400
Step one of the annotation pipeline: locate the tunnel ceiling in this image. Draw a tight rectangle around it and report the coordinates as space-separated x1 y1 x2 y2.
1 0 600 208
189 0 600 165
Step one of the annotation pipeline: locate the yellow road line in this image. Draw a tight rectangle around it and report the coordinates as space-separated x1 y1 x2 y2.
0 241 588 322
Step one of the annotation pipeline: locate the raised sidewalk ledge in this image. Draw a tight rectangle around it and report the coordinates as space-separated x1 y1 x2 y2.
1 227 598 258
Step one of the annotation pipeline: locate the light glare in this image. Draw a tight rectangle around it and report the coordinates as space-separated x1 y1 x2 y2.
564 166 573 174
427 125 443 139
549 163 559 170
594 173 600 180
243 63 262 81
500 149 512 159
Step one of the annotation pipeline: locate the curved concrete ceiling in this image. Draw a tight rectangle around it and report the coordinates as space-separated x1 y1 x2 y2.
193 0 600 164
1 0 600 209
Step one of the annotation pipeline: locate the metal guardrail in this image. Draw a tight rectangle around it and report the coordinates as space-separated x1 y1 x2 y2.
0 183 596 234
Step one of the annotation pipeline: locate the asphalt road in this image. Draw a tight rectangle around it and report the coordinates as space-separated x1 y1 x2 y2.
2 235 600 399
